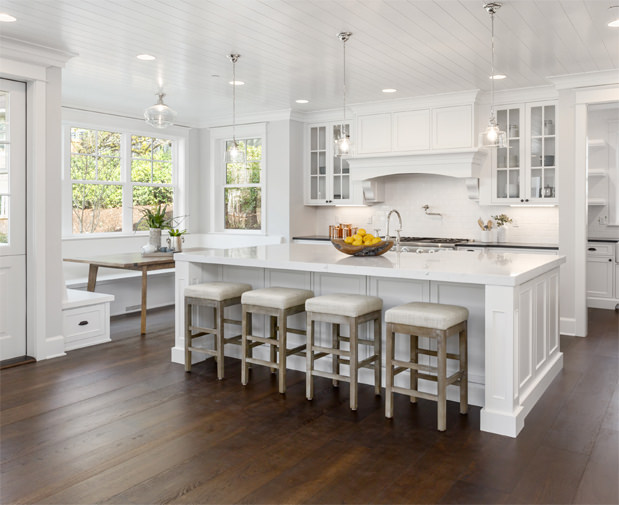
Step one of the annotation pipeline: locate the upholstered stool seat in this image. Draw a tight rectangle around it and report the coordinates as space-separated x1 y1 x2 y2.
306 294 383 411
184 282 252 379
385 301 468 431
241 287 314 393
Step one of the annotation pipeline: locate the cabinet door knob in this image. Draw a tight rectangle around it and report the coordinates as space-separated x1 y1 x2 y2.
609 258 613 262
588 247 596 251
78 320 89 326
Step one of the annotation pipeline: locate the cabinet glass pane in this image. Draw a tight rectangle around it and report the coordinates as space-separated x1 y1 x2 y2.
544 106 555 135
531 106 543 137
544 138 555 166
497 147 507 169
333 159 341 175
319 127 326 149
310 152 317 175
311 177 317 199
531 138 542 166
509 170 520 198
543 169 556 198
342 175 350 199
319 177 325 200
497 170 508 198
311 128 318 150
319 152 326 175
333 177 341 199
497 109 507 132
508 109 520 138
342 158 349 174
509 139 519 167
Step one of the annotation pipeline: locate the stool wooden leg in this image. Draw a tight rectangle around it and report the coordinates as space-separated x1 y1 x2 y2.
385 322 394 418
332 323 340 387
459 326 468 415
306 314 314 401
269 315 277 374
410 334 418 404
241 307 250 386
350 319 358 411
278 309 287 394
184 301 192 372
216 302 225 380
374 316 381 395
437 333 447 431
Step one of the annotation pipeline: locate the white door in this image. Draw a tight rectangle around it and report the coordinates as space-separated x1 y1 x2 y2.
0 79 27 361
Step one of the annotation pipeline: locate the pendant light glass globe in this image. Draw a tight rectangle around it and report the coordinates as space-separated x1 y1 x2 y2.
335 32 353 157
479 2 506 148
144 92 176 129
225 54 245 164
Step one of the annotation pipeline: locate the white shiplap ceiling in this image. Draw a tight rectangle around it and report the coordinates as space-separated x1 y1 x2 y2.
1 0 618 127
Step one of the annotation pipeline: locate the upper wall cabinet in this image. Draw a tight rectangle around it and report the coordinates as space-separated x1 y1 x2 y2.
356 104 472 155
490 100 557 205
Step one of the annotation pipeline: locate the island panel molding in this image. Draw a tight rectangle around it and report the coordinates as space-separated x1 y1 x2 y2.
173 244 565 437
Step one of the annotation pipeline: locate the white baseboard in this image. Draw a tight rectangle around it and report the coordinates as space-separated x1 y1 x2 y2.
560 317 576 336
587 297 619 310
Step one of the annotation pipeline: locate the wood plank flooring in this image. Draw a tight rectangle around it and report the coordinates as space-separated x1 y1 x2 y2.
1 307 617 504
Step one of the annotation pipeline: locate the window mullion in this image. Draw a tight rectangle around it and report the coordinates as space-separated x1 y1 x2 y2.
122 133 132 232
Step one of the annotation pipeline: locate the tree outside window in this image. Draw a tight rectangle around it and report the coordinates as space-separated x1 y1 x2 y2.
224 138 262 230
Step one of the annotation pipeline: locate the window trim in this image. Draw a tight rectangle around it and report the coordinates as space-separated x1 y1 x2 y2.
209 123 267 234
62 119 184 238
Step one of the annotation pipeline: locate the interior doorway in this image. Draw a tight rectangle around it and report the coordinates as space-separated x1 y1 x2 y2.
0 78 28 364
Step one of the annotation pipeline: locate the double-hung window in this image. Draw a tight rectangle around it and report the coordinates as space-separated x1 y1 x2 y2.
67 126 176 235
224 137 262 230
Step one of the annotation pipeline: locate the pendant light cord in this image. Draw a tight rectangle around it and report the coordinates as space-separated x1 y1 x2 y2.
232 57 237 143
342 37 347 128
490 9 496 118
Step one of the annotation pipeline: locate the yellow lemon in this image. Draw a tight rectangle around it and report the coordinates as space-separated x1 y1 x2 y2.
344 236 354 244
352 234 362 241
364 233 374 241
352 240 363 246
357 228 366 237
372 237 382 244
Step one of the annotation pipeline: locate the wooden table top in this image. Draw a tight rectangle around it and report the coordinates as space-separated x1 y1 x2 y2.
63 252 176 269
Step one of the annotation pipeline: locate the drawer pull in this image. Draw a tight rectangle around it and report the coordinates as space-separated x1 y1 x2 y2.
78 320 89 326
588 248 597 251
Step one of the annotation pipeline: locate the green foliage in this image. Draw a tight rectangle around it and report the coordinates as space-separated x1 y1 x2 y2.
0 232 6 244
492 213 513 227
168 228 187 236
138 203 173 229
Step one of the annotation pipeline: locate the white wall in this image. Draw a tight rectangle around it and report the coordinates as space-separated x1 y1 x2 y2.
313 173 559 244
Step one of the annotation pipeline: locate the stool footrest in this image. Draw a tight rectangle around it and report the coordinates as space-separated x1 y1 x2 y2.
223 318 242 326
246 357 277 369
391 385 437 402
311 345 350 357
312 352 330 360
310 369 349 383
187 345 217 356
188 326 214 336
246 334 278 345
274 326 306 336
285 344 306 356
392 358 436 374
417 348 461 361
358 355 380 369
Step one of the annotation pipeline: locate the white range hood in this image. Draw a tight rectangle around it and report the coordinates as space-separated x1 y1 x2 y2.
348 148 488 181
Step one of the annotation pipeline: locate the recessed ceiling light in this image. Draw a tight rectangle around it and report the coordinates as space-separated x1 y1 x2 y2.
0 13 17 22
382 88 397 93
295 99 309 104
608 5 619 27
490 74 507 80
137 54 156 61
229 80 244 86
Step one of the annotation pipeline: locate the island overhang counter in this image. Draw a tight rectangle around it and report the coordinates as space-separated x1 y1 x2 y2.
173 243 566 438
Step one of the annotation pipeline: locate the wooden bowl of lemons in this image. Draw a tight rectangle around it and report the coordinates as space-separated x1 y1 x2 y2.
331 230 394 256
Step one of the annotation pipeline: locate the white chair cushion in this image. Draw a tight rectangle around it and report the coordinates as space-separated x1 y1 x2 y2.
385 302 468 330
185 282 252 301
241 287 314 310
306 294 383 317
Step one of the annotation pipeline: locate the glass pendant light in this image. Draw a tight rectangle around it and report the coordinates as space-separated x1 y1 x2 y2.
225 54 245 164
334 32 352 157
144 92 176 129
479 3 506 148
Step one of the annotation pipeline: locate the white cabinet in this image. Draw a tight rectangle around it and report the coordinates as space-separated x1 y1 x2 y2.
355 104 471 155
62 289 114 351
586 242 615 302
306 122 360 205
432 105 473 149
491 101 557 205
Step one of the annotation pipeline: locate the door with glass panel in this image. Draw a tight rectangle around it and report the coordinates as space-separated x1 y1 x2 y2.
527 102 557 202
494 106 522 202
0 79 27 361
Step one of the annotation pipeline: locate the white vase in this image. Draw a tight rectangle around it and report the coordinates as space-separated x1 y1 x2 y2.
149 228 162 250
497 227 506 243
480 230 492 243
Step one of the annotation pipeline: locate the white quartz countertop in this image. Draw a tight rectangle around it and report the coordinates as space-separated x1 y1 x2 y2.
175 243 565 287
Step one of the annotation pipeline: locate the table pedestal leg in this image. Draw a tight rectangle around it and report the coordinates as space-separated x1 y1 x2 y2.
141 267 148 335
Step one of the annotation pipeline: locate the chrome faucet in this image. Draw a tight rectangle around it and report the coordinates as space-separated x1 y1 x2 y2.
386 209 403 248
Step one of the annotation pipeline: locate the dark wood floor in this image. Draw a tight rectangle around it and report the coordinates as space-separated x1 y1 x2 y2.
1 308 617 505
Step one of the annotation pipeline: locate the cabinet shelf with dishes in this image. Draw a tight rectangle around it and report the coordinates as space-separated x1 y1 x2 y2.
490 101 557 204
587 138 610 207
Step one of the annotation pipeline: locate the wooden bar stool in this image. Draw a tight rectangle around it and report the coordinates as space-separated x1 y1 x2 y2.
305 294 383 411
385 302 468 431
184 282 252 379
241 287 314 393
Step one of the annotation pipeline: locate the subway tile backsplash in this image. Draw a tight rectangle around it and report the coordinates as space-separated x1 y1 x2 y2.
314 174 559 244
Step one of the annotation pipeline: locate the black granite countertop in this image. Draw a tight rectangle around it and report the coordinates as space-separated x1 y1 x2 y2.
292 235 331 241
588 238 619 243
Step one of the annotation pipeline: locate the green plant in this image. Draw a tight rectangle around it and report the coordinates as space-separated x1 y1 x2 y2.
492 213 513 227
168 228 187 237
138 203 173 229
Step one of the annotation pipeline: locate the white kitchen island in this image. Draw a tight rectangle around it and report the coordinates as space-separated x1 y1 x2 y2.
173 243 565 438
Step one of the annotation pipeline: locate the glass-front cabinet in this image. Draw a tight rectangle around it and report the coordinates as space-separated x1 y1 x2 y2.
491 101 557 204
306 122 354 205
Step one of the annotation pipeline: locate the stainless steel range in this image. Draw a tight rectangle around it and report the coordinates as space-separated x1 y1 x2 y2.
398 237 470 254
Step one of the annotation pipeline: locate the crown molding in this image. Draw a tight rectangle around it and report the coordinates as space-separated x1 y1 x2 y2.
548 69 619 90
0 36 76 68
